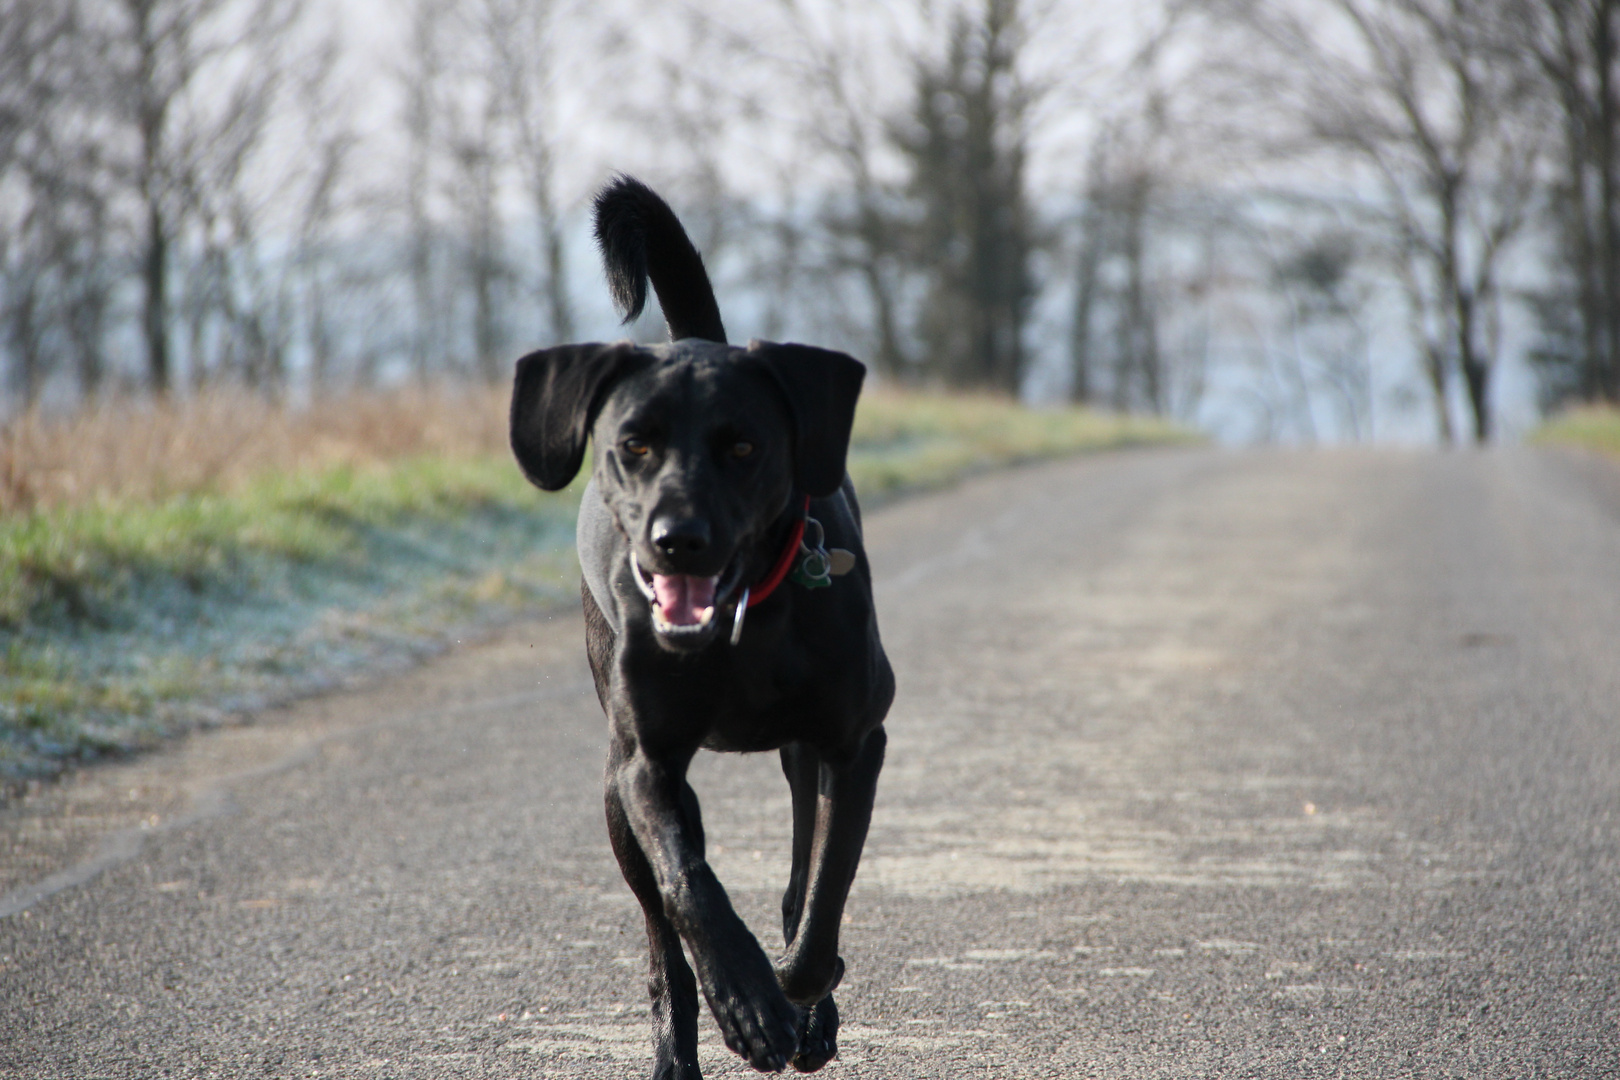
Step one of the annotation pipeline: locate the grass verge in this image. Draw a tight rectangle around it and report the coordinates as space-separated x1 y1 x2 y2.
1530 404 1620 458
1 459 583 783
848 388 1195 502
1 387 1194 785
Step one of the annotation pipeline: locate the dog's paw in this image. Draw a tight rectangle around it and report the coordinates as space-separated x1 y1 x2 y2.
790 994 839 1073
649 1024 703 1080
775 952 844 1006
650 1050 701 1080
703 957 801 1072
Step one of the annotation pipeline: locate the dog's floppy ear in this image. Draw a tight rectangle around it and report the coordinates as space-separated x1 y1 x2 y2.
747 341 867 498
510 342 647 490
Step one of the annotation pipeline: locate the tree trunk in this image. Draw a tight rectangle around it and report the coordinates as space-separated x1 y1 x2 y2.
543 218 572 344
74 312 104 402
12 279 45 407
854 190 906 378
1457 289 1491 443
1422 340 1454 444
1566 85 1606 401
404 1 438 385
1120 178 1162 413
143 202 170 395
473 229 499 384
1597 0 1620 401
309 283 331 388
1437 177 1487 442
1069 211 1101 404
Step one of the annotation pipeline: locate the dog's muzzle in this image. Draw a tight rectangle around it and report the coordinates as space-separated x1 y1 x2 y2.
630 551 747 639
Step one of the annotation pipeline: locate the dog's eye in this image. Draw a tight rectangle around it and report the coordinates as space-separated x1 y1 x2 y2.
731 441 754 459
622 438 650 457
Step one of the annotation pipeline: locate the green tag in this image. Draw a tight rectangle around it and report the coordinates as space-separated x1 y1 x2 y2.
791 549 833 589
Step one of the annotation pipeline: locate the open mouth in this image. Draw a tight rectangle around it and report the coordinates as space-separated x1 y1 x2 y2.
630 552 746 636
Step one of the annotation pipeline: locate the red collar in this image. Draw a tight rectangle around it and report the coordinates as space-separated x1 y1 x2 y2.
746 495 810 609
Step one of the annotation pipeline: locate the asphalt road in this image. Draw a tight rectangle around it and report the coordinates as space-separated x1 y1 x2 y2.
3 447 1618 1078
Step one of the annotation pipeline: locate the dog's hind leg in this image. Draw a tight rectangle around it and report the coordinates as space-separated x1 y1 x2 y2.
582 579 615 712
779 742 819 947
606 746 703 1080
778 743 840 1073
775 726 884 1002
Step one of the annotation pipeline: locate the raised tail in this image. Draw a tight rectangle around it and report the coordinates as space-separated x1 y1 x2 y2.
592 175 727 344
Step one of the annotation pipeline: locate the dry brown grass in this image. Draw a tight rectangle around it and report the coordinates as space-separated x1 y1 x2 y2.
0 383 512 515
1 380 1199 517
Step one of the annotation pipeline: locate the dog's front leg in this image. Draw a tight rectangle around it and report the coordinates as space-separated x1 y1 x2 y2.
775 726 886 1008
611 738 802 1073
606 740 703 1080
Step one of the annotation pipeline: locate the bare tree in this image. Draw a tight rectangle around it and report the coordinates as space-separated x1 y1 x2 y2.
763 0 914 374
1269 230 1375 440
1513 0 1620 406
396 0 578 383
120 0 195 394
0 0 118 406
1209 0 1548 443
284 35 355 390
1068 22 1165 412
1071 127 1169 414
401 0 452 383
98 0 311 395
479 0 574 345
893 0 1037 392
1067 59 1227 423
212 23 352 395
450 124 506 382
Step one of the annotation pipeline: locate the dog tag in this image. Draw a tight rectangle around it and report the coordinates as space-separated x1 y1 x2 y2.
791 549 833 589
791 514 835 589
828 549 856 576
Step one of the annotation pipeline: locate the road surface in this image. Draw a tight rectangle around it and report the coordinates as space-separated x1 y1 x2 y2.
3 447 1618 1077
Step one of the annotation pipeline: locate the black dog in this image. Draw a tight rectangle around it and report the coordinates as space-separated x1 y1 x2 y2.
509 176 894 1077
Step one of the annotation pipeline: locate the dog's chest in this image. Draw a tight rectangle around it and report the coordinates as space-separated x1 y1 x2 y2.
701 684 821 753
619 638 864 754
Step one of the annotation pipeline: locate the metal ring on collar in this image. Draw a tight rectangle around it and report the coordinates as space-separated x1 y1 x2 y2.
798 549 831 580
628 551 659 604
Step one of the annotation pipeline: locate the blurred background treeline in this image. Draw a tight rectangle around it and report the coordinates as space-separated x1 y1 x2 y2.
1 0 1618 447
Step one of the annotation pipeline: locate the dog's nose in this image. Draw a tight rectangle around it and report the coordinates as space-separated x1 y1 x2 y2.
651 516 711 558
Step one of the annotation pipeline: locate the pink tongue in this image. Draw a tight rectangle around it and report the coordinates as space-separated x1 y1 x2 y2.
651 574 717 626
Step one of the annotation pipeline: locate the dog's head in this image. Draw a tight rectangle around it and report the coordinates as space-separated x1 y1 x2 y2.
511 338 865 651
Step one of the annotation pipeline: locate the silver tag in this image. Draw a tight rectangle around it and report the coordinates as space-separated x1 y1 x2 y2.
828 549 856 576
730 586 750 646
